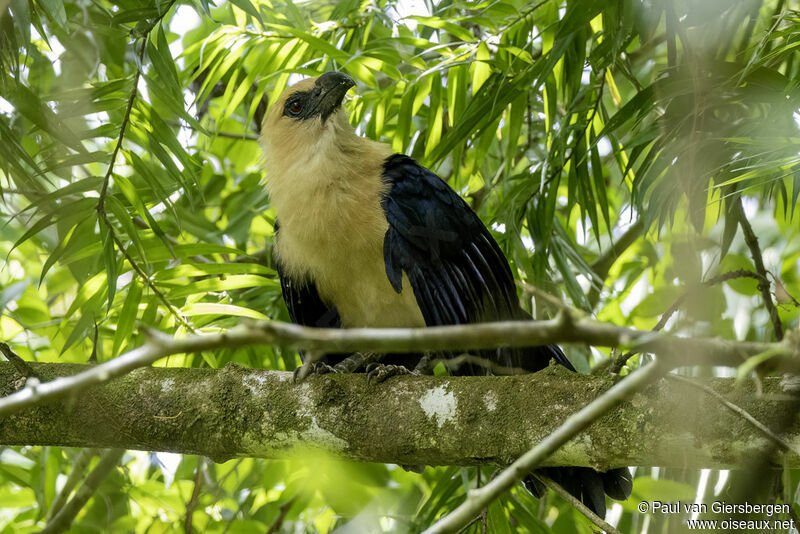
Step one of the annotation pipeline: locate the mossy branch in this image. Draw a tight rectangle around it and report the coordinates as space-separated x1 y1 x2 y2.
1 317 798 418
1 362 799 470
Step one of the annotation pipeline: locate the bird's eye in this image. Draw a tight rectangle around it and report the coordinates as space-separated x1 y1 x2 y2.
288 100 303 116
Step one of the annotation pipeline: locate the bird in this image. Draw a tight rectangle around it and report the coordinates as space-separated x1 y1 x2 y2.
259 71 632 519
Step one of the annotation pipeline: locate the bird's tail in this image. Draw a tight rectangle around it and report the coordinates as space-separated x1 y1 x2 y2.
523 467 633 519
496 334 633 519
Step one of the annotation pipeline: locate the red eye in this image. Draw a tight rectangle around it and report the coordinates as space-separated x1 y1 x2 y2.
289 100 303 114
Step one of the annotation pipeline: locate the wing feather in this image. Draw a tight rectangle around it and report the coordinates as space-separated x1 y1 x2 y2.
380 154 573 372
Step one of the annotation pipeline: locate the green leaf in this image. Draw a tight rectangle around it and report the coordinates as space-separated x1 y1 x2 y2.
718 254 759 295
105 194 149 266
180 303 267 319
472 42 492 92
5 82 86 153
101 223 118 313
230 0 263 24
113 279 142 357
153 262 272 280
167 275 275 299
10 197 97 254
424 72 443 158
38 0 67 30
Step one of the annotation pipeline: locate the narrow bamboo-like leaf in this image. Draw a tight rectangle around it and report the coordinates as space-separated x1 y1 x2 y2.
393 82 415 153
8 177 103 224
408 16 475 41
230 0 263 24
551 237 591 311
111 7 160 24
101 223 118 313
38 0 67 30
153 262 272 280
61 312 96 355
167 275 275 299
105 194 149 266
38 219 83 286
487 499 513 534
4 83 85 153
470 42 492 95
424 72 443 158
113 279 142 356
263 23 349 61
589 127 611 235
10 197 97 253
180 303 267 319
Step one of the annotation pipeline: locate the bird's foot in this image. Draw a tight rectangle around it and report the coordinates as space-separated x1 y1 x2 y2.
365 363 417 384
293 361 338 382
333 352 381 373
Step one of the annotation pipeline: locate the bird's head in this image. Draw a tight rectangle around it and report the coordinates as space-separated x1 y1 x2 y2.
260 72 356 169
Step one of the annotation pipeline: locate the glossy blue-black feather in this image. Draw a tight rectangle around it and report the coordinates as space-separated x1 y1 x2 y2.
380 154 574 373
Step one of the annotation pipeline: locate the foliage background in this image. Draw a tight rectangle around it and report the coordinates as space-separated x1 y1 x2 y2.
1 0 800 531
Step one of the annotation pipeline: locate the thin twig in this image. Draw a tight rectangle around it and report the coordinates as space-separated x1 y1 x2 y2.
538 475 622 534
184 459 204 534
97 38 146 211
733 197 783 340
40 449 126 534
0 317 795 418
99 209 196 332
653 270 766 332
94 16 195 333
213 131 260 141
47 448 100 520
266 497 297 534
667 374 800 457
0 342 38 379
423 361 666 534
608 269 769 373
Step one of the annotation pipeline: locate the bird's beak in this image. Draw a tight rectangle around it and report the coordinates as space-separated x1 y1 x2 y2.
314 72 355 123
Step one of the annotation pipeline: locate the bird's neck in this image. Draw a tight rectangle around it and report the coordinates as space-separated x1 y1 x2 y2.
264 125 393 263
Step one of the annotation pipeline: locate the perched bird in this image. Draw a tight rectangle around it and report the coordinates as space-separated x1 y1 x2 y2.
259 71 631 518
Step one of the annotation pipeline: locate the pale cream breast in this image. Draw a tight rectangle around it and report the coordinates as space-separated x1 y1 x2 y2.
273 179 425 328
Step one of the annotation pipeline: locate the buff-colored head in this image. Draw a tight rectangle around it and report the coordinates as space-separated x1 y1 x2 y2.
259 72 357 173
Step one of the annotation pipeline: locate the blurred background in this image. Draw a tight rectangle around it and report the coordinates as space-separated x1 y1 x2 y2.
1 0 800 531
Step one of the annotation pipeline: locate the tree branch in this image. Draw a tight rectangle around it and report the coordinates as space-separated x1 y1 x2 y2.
1 317 797 418
666 374 800 457
47 448 100 520
2 362 800 469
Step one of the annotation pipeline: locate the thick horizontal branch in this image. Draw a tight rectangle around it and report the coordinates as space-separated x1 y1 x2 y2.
2 362 799 469
1 317 798 418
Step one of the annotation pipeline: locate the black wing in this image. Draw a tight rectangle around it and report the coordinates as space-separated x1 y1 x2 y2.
380 154 572 373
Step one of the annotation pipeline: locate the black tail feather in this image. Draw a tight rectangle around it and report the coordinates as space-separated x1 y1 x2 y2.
524 466 632 519
602 467 634 501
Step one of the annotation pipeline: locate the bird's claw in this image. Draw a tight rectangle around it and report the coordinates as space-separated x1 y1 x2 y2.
365 363 415 384
293 362 339 382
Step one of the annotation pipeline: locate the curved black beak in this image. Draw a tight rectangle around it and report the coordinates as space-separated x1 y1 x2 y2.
315 72 355 122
